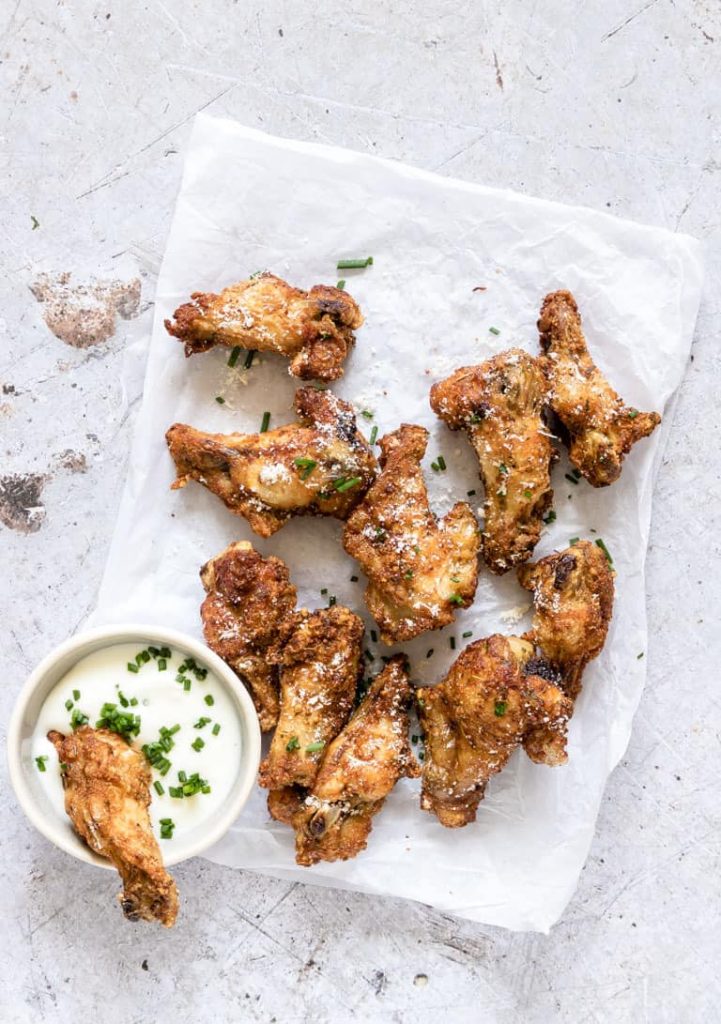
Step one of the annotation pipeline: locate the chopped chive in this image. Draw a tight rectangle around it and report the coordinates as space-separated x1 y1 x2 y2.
571 468 582 479
153 781 165 796
305 741 325 753
294 455 317 482
628 408 639 419
320 587 328 595
637 652 644 660
336 279 346 290
227 346 242 368
212 723 220 736
158 658 167 671
543 510 557 525
178 770 187 784
369 425 378 445
72 689 81 701
183 679 191 692
140 650 151 663
286 736 300 752
194 717 211 729
462 630 473 638
595 538 613 565
130 697 138 706
127 662 139 673
334 476 361 492
328 595 337 607
160 820 175 840
118 691 129 708
337 257 373 269
215 396 225 405
350 575 359 582
361 410 374 420
204 695 214 707
65 699 74 711
70 708 89 729
191 737 205 752
450 637 456 650
489 326 500 335
436 455 447 471
169 787 184 799
260 411 271 433
365 649 375 662
244 349 256 370
449 593 464 606
565 473 579 485
35 755 48 772
467 489 476 496
370 629 378 643
431 461 440 472
494 700 507 716
149 646 160 657
159 646 171 659
524 489 533 499
498 463 509 475
168 724 181 735
426 649 434 659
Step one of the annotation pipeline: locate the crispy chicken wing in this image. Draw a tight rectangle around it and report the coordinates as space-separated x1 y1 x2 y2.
291 656 419 865
418 635 572 827
166 387 377 537
258 605 364 791
343 424 480 643
430 349 557 574
200 541 297 731
165 272 363 381
47 727 178 926
518 539 615 700
538 290 661 486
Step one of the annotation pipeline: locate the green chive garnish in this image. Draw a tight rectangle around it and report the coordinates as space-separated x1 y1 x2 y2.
369 425 378 445
595 538 613 564
543 510 557 524
494 700 507 716
637 652 644 659
361 410 374 420
489 326 500 335
336 279 346 290
227 346 241 367
158 658 167 671
449 593 464 606
260 411 271 433
154 781 165 796
127 662 139 673
212 723 220 736
565 473 579 485
569 536 580 545
215 396 225 405
191 737 205 752
183 679 191 692
334 476 361 492
431 461 440 472
72 689 81 701
305 741 325 753
436 455 446 471
244 349 256 370
35 755 48 772
286 736 300 752
450 637 456 650
294 456 317 481
467 489 476 496
628 409 639 419
159 646 171 659
462 631 473 638
337 257 373 269
426 649 434 659
65 699 74 711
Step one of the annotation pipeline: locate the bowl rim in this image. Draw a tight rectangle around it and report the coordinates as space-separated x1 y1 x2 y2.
7 622 262 869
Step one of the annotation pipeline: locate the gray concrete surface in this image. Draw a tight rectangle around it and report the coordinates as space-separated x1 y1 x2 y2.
1 1 720 1021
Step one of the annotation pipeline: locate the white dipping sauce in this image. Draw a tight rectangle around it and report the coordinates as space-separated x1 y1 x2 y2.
32 642 242 851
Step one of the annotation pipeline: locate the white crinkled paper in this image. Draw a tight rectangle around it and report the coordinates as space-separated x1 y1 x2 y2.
89 114 704 932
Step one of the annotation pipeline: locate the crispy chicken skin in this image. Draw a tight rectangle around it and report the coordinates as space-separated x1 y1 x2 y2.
430 349 557 575
47 727 178 926
292 656 419 865
343 424 480 643
165 272 363 381
258 606 364 792
538 290 661 486
518 539 615 700
166 387 377 537
418 635 572 828
200 541 297 731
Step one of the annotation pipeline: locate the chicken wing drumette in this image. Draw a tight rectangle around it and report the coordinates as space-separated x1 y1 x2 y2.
538 290 660 486
47 727 179 926
258 605 364 793
430 349 557 575
165 272 363 381
200 541 297 731
518 539 615 700
418 635 571 828
291 656 419 865
343 424 480 644
166 387 377 537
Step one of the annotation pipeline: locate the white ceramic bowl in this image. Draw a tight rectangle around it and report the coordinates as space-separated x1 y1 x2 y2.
7 624 261 869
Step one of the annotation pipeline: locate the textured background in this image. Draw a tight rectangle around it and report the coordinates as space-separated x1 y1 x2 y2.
1 2 719 1022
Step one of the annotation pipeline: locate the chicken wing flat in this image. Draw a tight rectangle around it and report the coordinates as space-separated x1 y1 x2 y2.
430 349 556 575
258 605 364 791
518 539 615 700
200 541 297 731
418 635 572 827
164 272 363 381
291 656 419 865
538 290 661 486
166 387 377 537
47 727 178 926
343 424 480 643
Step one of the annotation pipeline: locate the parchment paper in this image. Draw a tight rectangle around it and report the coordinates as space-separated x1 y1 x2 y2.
89 114 704 932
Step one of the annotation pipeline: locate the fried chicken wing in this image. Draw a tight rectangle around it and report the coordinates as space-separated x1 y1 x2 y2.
165 272 363 381
258 605 364 791
418 635 571 827
291 656 419 865
430 349 557 575
518 539 615 700
47 727 178 926
538 290 661 486
200 541 297 731
343 424 480 643
166 387 377 537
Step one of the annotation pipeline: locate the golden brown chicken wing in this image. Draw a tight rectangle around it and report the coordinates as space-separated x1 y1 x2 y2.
518 539 615 700
291 656 419 865
343 424 480 643
418 635 572 827
200 541 297 731
165 272 363 381
166 387 377 537
430 349 557 575
258 605 364 792
47 727 178 926
538 290 660 486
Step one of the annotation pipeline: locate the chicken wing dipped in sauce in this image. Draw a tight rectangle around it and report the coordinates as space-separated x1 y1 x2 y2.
538 290 660 486
291 656 419 865
258 605 364 792
417 635 571 828
165 272 363 381
47 727 178 926
430 349 557 575
343 424 480 644
518 539 615 700
166 387 377 537
200 541 297 731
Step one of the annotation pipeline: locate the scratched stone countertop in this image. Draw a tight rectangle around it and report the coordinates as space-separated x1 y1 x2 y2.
1 2 720 1022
